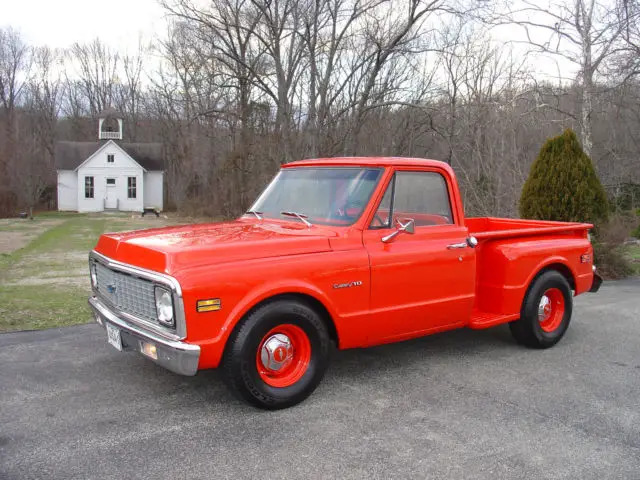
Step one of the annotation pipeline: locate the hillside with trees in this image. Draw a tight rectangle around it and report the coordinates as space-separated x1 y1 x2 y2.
1 0 639 219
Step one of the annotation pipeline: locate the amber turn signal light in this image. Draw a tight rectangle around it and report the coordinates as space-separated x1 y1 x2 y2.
197 298 221 312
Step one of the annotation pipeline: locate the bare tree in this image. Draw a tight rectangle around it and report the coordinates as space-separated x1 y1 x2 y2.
2 46 63 212
148 24 203 210
432 18 473 165
0 28 30 119
301 0 387 157
493 0 631 157
248 0 307 162
344 0 448 154
0 27 32 212
114 41 147 141
30 46 64 161
162 0 272 208
1 0 640 220
67 39 120 116
615 0 640 79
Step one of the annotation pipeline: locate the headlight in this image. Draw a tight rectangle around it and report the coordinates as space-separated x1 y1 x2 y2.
154 286 175 327
90 263 98 288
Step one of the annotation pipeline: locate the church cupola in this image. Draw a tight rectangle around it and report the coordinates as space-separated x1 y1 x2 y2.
98 107 123 140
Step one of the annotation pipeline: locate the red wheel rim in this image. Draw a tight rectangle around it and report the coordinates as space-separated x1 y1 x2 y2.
256 324 311 388
537 288 565 333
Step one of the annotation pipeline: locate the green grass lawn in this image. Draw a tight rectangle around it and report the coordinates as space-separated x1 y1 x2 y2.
0 285 92 331
0 213 183 332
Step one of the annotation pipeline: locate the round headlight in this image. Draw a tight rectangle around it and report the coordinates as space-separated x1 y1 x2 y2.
154 287 174 327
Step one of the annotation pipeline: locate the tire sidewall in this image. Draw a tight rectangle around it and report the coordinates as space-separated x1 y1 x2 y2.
523 271 573 347
227 300 330 409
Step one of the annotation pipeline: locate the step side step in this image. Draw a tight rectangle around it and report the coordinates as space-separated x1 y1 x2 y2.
469 311 519 329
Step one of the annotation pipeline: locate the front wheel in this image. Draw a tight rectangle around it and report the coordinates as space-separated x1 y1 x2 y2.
222 299 331 409
509 270 573 349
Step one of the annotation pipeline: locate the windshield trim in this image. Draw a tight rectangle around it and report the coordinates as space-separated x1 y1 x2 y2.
247 166 384 227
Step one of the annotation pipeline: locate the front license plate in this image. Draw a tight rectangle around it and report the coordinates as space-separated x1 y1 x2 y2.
106 323 123 351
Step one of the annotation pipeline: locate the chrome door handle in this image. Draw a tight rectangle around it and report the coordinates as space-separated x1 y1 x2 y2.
447 242 467 249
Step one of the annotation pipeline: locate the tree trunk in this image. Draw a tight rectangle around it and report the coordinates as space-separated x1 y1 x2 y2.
581 29 594 158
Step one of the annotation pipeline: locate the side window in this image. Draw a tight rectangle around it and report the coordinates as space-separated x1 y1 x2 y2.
127 177 137 199
84 176 94 199
370 171 453 228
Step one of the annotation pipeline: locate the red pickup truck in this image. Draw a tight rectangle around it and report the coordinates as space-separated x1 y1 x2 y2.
89 157 602 409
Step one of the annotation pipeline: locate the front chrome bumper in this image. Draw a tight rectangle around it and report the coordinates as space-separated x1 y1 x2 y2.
89 296 200 376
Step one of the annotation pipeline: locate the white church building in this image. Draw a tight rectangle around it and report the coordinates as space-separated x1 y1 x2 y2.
56 108 164 213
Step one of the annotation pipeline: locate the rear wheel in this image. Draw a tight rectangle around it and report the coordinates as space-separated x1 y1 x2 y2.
509 270 573 348
223 298 331 409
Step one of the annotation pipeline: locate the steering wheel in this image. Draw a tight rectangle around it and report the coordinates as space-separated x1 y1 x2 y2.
338 199 366 219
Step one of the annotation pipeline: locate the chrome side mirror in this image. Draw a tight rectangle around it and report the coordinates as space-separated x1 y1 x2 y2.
382 218 415 243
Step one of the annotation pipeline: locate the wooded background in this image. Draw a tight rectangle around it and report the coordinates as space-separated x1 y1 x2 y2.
1 0 639 218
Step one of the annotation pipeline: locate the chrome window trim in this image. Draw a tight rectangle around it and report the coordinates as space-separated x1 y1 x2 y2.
89 250 187 341
249 166 384 227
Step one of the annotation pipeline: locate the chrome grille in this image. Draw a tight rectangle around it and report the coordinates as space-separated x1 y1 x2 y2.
95 262 157 324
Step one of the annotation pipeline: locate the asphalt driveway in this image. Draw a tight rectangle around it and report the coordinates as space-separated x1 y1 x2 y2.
1 279 639 480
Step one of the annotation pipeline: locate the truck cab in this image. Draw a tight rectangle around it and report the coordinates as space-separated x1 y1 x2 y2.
89 157 601 409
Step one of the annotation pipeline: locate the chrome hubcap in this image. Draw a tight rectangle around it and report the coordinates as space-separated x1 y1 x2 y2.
260 334 294 372
538 295 552 322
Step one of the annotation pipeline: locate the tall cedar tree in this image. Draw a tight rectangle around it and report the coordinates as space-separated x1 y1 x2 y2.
519 129 608 224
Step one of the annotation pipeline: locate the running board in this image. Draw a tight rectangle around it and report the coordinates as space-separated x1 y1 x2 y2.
469 311 519 329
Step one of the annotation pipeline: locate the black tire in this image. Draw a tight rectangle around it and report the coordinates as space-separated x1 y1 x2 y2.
222 298 331 409
509 270 573 349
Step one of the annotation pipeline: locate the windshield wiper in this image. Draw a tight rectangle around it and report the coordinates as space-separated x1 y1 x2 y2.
245 210 263 220
281 211 312 227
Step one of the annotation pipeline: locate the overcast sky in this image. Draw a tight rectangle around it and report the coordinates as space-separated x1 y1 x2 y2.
3 0 577 82
3 0 166 51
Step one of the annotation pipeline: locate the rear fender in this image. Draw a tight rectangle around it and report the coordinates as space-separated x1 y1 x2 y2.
476 237 592 315
523 257 577 298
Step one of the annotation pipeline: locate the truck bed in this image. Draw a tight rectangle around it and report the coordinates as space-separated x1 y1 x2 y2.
465 217 592 240
465 217 594 328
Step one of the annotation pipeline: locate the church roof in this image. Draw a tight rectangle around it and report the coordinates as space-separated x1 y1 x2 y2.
54 141 164 171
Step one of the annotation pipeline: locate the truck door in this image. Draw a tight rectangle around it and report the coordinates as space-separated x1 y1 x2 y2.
362 168 476 344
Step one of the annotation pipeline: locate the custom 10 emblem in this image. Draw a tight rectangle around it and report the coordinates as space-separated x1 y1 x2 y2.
333 280 363 289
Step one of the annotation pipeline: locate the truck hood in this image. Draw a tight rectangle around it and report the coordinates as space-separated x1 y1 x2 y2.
94 220 337 275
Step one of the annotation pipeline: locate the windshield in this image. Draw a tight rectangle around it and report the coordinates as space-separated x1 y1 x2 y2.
249 167 383 226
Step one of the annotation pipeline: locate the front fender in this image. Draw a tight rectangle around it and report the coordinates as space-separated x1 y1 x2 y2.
177 249 370 369
222 279 342 343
